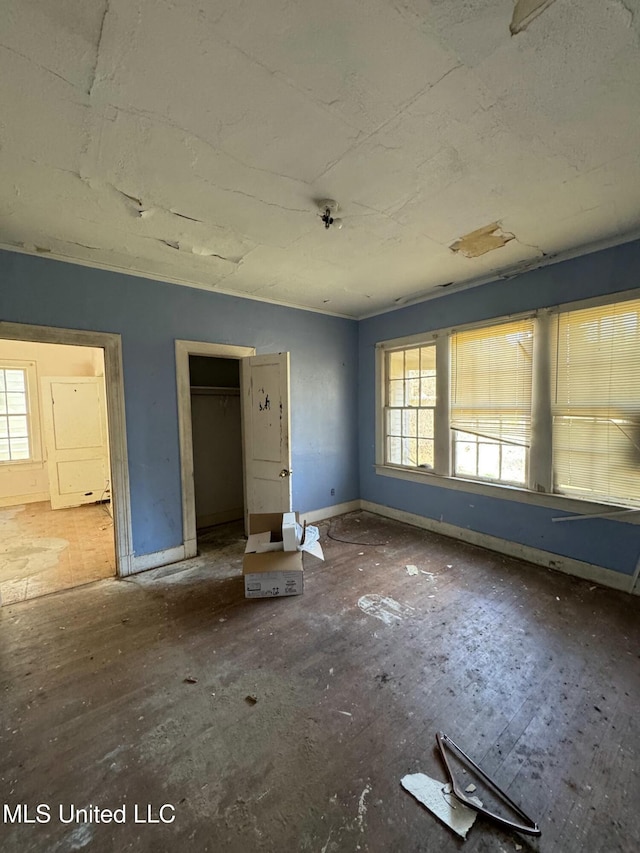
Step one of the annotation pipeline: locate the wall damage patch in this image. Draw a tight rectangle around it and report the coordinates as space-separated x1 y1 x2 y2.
449 222 515 258
511 0 557 35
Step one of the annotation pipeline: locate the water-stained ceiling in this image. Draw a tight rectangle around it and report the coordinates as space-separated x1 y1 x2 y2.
2 0 640 317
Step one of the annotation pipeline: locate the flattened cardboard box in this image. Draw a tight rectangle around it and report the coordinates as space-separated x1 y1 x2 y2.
243 512 303 598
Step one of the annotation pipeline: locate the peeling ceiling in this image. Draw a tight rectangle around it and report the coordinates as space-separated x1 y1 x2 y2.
1 0 640 318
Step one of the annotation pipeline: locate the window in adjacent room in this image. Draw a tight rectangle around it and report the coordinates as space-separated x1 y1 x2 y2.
0 365 33 462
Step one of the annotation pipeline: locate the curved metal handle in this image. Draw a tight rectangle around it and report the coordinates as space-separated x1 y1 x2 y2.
279 468 292 478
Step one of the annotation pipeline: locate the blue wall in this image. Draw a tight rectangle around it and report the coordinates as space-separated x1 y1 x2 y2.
359 240 640 578
3 239 639 578
0 250 359 557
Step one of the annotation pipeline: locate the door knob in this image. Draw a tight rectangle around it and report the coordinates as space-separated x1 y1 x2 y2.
279 468 292 478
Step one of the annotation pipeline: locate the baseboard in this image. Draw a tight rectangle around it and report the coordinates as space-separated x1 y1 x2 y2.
0 492 49 509
129 545 186 575
361 500 639 595
299 500 362 525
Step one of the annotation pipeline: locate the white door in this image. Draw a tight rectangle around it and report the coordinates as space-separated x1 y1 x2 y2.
41 376 110 510
241 352 292 518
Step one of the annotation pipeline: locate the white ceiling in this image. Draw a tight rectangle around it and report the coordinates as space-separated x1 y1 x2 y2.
2 0 640 318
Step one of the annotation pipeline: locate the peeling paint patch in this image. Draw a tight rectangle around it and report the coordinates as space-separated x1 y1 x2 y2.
170 210 202 223
160 239 180 250
449 222 515 258
510 0 557 35
117 189 143 207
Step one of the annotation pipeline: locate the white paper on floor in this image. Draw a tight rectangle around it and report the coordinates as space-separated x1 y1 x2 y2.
401 772 478 840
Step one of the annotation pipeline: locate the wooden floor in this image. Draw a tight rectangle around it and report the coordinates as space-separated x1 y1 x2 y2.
1 511 638 852
0 501 115 605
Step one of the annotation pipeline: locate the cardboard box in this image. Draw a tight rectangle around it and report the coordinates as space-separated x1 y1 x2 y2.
243 512 303 598
282 511 298 551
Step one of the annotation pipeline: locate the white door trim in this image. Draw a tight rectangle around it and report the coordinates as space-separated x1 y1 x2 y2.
175 340 255 558
0 321 134 576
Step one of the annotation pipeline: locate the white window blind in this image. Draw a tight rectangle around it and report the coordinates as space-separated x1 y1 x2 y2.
451 319 534 484
552 298 640 506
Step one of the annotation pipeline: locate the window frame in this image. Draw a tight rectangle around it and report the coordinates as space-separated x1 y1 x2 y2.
0 359 42 467
375 289 640 521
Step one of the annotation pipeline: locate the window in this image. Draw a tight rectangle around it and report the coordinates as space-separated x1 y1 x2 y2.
451 320 533 485
0 365 34 463
378 293 640 509
385 345 436 469
552 300 640 505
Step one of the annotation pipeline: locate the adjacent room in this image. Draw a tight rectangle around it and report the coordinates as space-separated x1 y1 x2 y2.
0 340 114 604
0 2 638 852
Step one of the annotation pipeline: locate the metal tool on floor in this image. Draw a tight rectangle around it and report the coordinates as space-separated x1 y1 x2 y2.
436 731 541 837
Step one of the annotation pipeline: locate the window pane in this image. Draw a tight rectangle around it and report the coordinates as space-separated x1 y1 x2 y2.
478 442 500 480
0 439 10 461
420 376 436 405
418 408 434 439
388 379 404 406
402 409 417 438
8 415 28 437
387 436 402 465
405 378 420 407
418 439 434 468
502 445 526 484
420 346 436 374
0 418 7 439
402 437 417 466
0 395 6 416
404 348 420 375
5 370 26 392
9 437 29 459
386 409 402 436
455 438 477 476
388 351 404 380
7 393 27 414
0 372 5 392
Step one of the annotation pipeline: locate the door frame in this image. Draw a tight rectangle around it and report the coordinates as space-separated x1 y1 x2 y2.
0 321 134 576
175 340 255 558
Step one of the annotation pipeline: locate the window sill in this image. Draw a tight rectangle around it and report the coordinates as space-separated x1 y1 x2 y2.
374 464 640 524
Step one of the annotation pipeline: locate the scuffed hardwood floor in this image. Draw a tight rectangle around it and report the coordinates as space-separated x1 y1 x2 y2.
1 511 638 852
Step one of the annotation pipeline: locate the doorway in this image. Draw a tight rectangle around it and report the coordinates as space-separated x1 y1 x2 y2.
0 321 133 604
176 341 293 559
0 340 114 603
189 355 244 544
176 341 254 559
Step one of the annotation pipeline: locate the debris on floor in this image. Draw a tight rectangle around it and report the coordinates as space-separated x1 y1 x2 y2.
183 676 198 684
245 694 258 706
436 732 541 836
405 564 419 576
357 594 414 626
401 772 478 839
